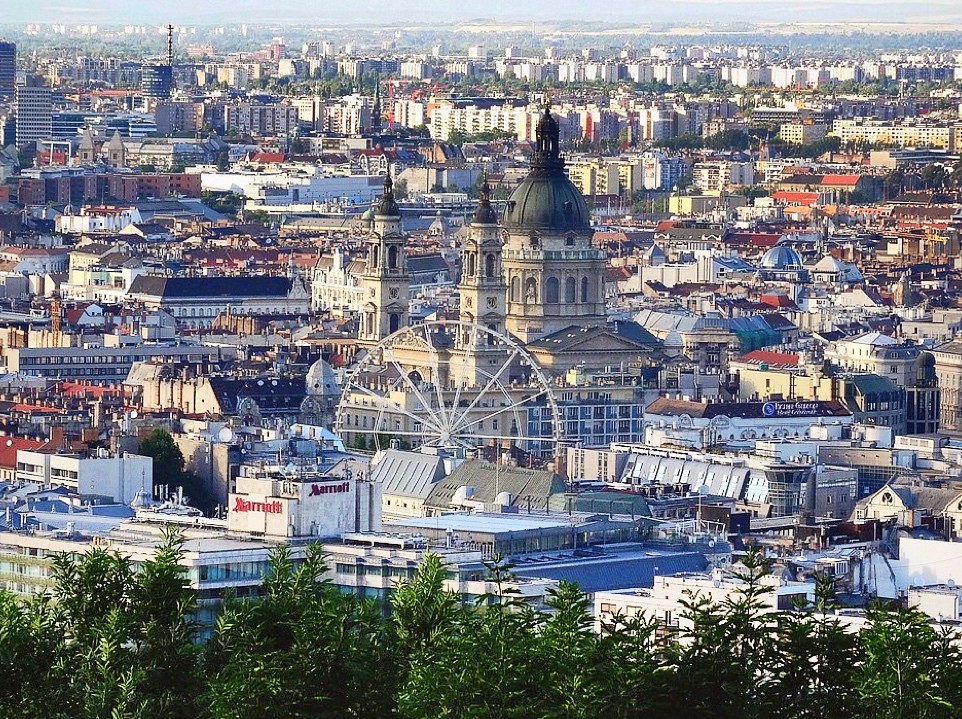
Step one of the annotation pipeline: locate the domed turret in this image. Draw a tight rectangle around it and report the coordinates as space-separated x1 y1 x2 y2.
760 245 803 271
306 358 339 397
376 173 400 217
472 176 499 225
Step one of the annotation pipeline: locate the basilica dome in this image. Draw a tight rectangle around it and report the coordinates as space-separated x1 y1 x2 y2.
501 106 591 234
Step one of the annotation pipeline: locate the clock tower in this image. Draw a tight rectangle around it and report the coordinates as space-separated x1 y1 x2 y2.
458 178 506 341
359 175 409 347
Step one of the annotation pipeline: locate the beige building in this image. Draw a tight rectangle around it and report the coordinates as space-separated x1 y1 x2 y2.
779 121 829 145
831 119 959 151
853 482 962 539
668 193 747 216
933 339 962 432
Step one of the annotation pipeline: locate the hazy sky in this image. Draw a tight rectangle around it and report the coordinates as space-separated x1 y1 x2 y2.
4 0 962 26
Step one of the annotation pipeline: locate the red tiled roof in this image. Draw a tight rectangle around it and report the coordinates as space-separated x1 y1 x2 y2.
728 232 781 248
0 437 44 469
819 174 861 187
772 191 821 206
604 267 632 282
738 349 801 368
760 293 800 310
251 152 286 163
10 404 60 414
57 381 122 399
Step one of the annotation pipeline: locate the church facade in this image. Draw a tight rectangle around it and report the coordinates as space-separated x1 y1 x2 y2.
357 104 660 375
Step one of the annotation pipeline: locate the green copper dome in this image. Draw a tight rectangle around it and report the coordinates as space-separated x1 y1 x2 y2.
501 105 591 234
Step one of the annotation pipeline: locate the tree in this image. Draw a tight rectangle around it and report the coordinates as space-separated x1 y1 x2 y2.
138 427 186 492
44 531 201 719
204 544 395 719
767 573 860 719
395 555 549 719
447 128 469 146
664 546 777 719
855 605 962 719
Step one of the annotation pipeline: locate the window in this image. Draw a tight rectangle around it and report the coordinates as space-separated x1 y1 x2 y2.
565 276 576 302
546 277 559 303
581 276 589 303
485 253 496 277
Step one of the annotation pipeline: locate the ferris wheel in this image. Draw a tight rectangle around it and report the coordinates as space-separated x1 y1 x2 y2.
335 320 563 457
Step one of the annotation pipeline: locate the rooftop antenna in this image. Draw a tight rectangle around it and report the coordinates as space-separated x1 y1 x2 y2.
166 24 174 68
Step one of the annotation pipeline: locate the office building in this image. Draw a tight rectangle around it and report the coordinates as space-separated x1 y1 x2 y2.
141 64 173 101
15 82 52 147
0 42 15 98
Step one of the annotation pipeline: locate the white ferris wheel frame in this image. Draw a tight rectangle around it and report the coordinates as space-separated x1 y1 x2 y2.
334 320 564 456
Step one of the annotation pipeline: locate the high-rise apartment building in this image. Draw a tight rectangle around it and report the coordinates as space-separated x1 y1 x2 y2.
0 42 15 98
15 82 52 147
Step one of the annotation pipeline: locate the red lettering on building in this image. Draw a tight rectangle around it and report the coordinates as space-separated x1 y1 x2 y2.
308 481 351 497
233 497 283 514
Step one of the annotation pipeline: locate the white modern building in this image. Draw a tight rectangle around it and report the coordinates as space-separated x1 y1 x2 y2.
595 569 815 633
15 449 152 504
227 460 380 539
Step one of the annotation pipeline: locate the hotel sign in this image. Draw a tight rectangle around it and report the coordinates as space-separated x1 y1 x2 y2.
308 481 351 497
233 497 283 514
762 401 821 418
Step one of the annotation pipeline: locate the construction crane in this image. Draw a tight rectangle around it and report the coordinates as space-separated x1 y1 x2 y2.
386 77 396 128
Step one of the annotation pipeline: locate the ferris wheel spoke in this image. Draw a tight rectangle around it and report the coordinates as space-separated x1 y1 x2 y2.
450 384 551 436
337 321 561 454
449 330 476 424
428 345 450 429
352 429 441 438
452 348 520 427
382 344 448 432
343 383 444 434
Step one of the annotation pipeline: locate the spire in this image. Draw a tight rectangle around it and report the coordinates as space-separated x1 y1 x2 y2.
376 171 400 216
472 172 498 225
533 101 562 172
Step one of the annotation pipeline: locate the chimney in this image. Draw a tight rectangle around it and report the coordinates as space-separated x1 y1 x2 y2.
49 425 65 450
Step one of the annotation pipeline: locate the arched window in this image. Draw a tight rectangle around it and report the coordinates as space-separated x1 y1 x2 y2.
581 276 589 303
510 276 520 302
487 323 497 345
466 252 476 277
388 245 399 270
371 245 380 268
565 276 576 303
524 277 538 304
485 253 496 277
546 276 559 303
389 313 401 333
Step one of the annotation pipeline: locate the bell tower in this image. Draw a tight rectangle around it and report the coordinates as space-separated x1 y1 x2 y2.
459 178 506 340
451 177 511 387
359 174 409 347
